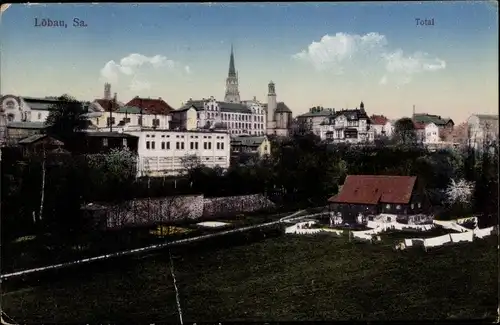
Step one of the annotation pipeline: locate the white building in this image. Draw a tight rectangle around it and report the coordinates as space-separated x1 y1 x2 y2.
467 114 499 150
125 129 231 177
415 122 440 144
316 102 374 143
88 106 171 130
370 115 394 138
176 96 266 136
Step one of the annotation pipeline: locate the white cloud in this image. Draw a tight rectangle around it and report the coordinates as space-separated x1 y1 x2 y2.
100 53 189 91
380 50 446 86
294 32 446 85
292 32 387 72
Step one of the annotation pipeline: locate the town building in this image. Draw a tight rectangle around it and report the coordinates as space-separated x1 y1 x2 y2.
176 97 265 136
18 134 67 157
412 113 454 137
414 122 440 144
264 81 293 137
370 115 394 138
327 175 427 223
318 102 374 143
467 114 499 150
124 129 231 177
230 135 271 157
71 131 139 155
296 106 336 136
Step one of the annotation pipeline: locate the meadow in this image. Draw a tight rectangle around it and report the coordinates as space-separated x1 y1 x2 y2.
2 230 497 322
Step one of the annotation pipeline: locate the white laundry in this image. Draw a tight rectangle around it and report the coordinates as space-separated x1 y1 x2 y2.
473 226 495 239
423 234 452 248
456 217 478 226
450 231 474 243
352 231 373 241
433 220 469 233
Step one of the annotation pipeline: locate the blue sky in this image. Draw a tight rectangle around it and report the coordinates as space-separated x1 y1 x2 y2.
1 2 498 122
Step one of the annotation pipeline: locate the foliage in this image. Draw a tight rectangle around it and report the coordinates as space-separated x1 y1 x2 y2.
44 94 90 143
393 117 417 145
445 179 475 206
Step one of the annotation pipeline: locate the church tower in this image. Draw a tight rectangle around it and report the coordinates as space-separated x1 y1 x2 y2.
266 81 277 132
104 83 111 100
224 45 240 103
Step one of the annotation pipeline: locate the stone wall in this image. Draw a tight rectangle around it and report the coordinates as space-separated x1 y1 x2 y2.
95 193 275 229
105 195 204 229
202 194 275 217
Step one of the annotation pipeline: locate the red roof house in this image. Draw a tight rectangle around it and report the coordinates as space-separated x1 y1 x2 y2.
328 175 426 222
370 115 389 126
125 97 174 115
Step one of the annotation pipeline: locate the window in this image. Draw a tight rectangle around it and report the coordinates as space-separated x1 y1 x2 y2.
216 143 220 150
195 142 199 149
166 142 170 149
386 204 391 209
203 142 207 150
220 142 224 150
122 138 128 147
38 112 42 120
7 114 14 122
103 138 108 146
161 142 165 150
146 141 150 149
396 205 401 210
208 142 212 150
176 142 180 150
417 203 421 208
181 142 185 150
264 145 268 151
190 142 194 150
411 204 414 209
123 117 131 123
151 142 155 149
138 116 143 126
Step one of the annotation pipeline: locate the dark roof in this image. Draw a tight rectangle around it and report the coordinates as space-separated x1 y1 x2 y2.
338 108 369 120
413 114 453 126
275 102 292 113
125 97 174 115
79 132 138 138
474 114 499 121
218 101 252 113
298 107 335 118
7 122 47 129
231 136 267 147
115 106 142 114
18 134 64 145
328 175 417 205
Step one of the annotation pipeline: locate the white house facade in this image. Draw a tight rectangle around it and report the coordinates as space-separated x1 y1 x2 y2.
89 106 171 130
125 129 231 177
317 102 374 143
370 115 394 138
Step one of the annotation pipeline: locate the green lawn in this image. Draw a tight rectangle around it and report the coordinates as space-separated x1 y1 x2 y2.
2 233 497 322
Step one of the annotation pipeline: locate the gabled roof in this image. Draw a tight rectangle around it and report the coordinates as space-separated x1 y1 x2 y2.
370 115 389 125
298 107 336 118
79 131 138 138
19 134 64 146
115 106 142 114
275 102 292 113
125 97 174 115
328 175 417 205
231 135 267 147
217 101 252 114
413 113 453 126
95 99 121 112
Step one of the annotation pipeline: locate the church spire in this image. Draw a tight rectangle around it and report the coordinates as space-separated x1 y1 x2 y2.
228 44 236 77
224 44 240 103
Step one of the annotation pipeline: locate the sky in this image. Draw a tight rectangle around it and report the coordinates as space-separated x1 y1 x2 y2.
0 2 498 123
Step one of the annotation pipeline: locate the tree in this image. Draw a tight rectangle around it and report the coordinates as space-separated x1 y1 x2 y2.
393 117 417 146
445 179 475 207
45 94 90 144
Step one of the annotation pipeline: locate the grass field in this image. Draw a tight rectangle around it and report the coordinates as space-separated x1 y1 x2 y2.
2 232 497 322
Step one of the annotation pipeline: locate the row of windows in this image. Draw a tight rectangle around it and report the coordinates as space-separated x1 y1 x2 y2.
230 130 265 136
202 112 263 122
145 141 225 150
104 117 161 126
145 134 225 139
